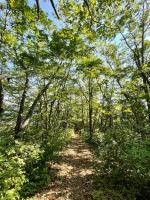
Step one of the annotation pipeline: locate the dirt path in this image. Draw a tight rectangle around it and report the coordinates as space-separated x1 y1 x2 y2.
35 134 97 200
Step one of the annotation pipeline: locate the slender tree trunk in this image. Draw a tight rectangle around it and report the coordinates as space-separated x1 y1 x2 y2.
93 108 98 132
39 99 44 142
21 79 52 130
141 75 150 123
40 99 44 126
119 15 150 123
0 79 3 117
18 66 60 133
88 76 93 141
15 71 29 138
48 100 55 128
43 79 48 130
81 98 84 130
100 116 103 131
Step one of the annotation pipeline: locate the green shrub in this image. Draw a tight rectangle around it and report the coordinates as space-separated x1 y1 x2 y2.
0 128 73 199
0 131 45 199
95 126 150 199
20 128 73 198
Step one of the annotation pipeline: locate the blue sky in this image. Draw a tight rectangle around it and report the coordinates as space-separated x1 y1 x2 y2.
0 0 59 24
28 0 59 23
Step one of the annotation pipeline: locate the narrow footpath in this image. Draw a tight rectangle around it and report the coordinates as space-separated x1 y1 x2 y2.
35 134 97 200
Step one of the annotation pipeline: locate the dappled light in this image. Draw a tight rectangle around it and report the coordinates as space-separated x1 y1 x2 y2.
0 0 149 200
35 134 97 200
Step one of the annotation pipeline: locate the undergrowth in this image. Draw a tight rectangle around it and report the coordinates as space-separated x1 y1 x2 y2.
0 128 73 200
81 126 150 200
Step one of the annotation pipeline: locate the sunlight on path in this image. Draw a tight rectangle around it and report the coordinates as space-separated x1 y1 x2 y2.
34 134 97 200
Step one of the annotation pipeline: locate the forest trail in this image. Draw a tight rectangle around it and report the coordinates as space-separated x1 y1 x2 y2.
35 134 97 200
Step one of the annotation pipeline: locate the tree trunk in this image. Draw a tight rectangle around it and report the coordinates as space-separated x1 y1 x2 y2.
48 100 55 128
14 66 60 135
15 71 29 138
43 79 48 130
21 79 52 130
81 98 84 130
88 76 93 141
0 79 3 117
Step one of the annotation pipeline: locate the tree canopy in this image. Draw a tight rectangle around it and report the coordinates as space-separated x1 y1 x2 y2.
0 0 150 199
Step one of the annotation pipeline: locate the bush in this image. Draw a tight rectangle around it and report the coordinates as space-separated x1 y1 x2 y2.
20 129 73 198
0 128 73 199
95 126 150 199
0 130 45 199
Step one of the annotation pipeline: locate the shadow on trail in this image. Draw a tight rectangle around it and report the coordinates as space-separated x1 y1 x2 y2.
35 134 98 200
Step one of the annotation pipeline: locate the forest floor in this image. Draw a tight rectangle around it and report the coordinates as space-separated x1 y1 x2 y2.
34 134 98 200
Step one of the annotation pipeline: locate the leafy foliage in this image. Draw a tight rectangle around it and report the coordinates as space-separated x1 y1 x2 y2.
0 0 150 199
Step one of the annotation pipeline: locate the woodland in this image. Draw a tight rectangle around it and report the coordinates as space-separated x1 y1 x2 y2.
0 0 150 199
